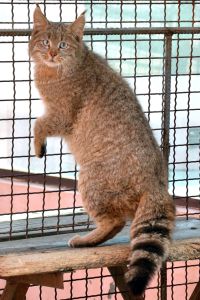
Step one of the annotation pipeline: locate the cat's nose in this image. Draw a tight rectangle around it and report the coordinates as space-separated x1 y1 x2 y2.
49 49 57 58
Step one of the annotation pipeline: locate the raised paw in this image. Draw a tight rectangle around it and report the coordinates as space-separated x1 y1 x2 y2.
39 143 46 158
35 142 46 158
68 235 83 248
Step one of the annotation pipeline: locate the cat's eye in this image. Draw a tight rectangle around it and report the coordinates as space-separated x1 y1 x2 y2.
43 40 49 47
59 41 68 49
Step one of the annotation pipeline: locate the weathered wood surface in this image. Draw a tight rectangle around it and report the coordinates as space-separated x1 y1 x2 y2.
0 218 200 254
0 219 200 278
1 238 200 278
0 213 91 241
0 196 199 241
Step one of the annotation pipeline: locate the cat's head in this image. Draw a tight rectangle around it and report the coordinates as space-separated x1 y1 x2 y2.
29 5 86 68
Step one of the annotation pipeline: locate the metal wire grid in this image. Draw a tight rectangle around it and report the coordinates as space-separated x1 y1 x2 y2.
0 1 200 299
1 1 200 29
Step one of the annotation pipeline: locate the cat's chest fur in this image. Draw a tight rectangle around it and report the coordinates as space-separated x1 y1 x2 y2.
34 66 85 122
37 79 75 105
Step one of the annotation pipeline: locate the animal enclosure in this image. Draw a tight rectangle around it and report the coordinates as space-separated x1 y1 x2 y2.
0 1 200 299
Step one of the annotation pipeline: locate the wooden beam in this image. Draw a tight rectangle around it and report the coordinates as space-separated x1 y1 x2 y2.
0 238 200 278
189 282 200 300
1 244 129 278
7 273 64 289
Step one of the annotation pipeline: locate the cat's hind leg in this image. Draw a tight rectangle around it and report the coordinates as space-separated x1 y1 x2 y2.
68 218 125 248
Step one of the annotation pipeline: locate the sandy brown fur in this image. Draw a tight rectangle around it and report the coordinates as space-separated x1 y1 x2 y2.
30 6 175 296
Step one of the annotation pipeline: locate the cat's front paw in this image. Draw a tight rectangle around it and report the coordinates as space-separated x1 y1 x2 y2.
68 235 82 248
39 143 46 158
35 142 46 158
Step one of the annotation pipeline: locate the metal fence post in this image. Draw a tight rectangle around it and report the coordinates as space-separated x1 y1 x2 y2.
161 32 173 300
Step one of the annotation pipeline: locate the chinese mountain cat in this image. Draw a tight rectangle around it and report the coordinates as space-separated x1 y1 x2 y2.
29 5 175 297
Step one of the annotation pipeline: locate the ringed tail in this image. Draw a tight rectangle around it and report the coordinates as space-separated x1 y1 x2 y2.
125 191 175 296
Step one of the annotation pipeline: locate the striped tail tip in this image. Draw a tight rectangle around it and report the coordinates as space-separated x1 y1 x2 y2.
125 258 157 296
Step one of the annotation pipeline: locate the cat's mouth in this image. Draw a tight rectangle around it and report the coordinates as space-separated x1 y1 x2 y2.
45 58 60 67
42 53 61 67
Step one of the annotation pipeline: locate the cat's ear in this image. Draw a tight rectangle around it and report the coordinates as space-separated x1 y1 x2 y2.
70 11 86 41
33 5 49 30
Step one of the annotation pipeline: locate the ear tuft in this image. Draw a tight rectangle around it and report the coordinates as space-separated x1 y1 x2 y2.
70 11 86 41
33 5 49 30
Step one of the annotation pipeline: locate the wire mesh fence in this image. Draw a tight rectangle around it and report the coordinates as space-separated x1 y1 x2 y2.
0 1 200 299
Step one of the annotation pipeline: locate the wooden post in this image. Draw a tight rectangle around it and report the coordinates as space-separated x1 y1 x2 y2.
0 272 64 300
11 284 29 300
1 282 29 300
189 282 200 300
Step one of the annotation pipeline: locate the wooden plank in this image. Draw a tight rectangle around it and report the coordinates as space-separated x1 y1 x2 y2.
168 238 200 261
0 218 200 255
0 237 200 278
108 266 142 300
7 273 64 289
189 282 200 300
0 213 91 241
0 244 129 277
0 219 200 278
0 202 200 241
1 281 29 300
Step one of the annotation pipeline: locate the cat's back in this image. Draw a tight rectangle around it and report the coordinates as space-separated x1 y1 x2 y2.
84 49 148 123
69 48 162 170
